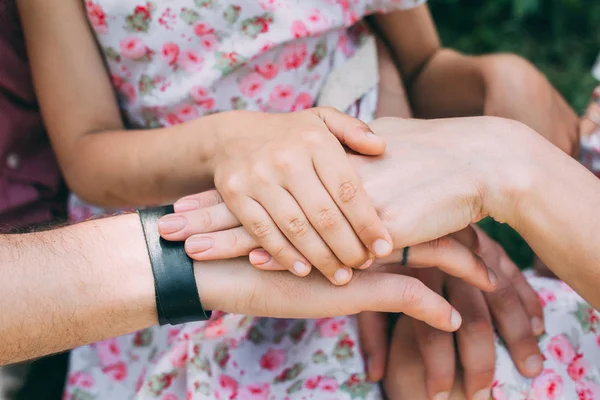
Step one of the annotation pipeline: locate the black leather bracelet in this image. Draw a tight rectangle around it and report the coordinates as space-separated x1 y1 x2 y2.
138 206 212 326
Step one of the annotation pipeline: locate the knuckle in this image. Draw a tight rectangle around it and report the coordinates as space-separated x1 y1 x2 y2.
464 364 495 382
399 279 425 308
197 209 213 230
316 208 339 231
303 129 326 147
249 220 272 240
271 150 296 172
338 180 359 204
229 229 241 249
219 173 245 196
430 236 452 252
249 162 272 185
461 318 493 338
286 216 311 239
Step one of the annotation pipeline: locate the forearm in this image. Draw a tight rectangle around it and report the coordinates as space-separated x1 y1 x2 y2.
496 128 600 308
409 49 485 118
372 7 485 119
66 112 238 207
0 214 156 364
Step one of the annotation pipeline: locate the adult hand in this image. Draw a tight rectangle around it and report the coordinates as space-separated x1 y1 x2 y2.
161 190 494 292
481 54 579 157
197 256 463 332
360 226 545 400
204 107 393 285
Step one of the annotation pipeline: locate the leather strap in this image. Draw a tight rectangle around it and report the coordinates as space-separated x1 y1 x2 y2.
138 206 212 326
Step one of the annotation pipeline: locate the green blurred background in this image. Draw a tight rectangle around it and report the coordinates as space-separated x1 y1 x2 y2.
429 0 600 267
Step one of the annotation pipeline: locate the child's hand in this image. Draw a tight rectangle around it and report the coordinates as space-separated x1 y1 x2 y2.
159 191 495 294
207 107 392 285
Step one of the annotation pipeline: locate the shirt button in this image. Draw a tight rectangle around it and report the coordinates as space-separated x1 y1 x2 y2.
6 153 20 170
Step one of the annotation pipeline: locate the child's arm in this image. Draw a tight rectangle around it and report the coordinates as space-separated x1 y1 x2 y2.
18 0 394 284
372 5 579 156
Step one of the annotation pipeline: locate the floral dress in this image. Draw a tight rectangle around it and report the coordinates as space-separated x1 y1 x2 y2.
65 1 600 399
66 1 426 399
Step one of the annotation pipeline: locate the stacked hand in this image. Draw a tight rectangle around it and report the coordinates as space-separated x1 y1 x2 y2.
361 226 544 400
206 107 393 285
160 190 497 332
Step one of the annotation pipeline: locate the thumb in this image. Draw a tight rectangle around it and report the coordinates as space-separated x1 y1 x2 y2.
357 312 389 382
313 107 386 155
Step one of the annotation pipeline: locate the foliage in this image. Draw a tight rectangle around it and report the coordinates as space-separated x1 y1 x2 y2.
430 0 600 267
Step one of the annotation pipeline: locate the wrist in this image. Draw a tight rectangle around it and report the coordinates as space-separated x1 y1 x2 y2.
478 118 540 226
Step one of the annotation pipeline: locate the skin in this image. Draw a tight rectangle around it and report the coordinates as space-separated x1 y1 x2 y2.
1 116 598 371
17 0 394 287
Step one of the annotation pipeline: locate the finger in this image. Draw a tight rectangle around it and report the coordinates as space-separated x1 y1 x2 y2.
184 227 255 260
381 236 496 292
313 106 386 155
484 271 543 378
383 316 429 400
281 168 373 269
212 196 312 276
251 185 354 283
312 142 394 259
501 253 545 337
413 269 455 400
471 225 545 336
447 277 495 400
173 190 224 212
201 260 461 331
357 312 389 382
159 203 240 240
352 271 461 332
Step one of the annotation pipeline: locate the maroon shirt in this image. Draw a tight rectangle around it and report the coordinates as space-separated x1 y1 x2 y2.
0 0 65 231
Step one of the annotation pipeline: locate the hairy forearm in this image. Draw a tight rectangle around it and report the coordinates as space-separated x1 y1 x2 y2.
0 214 156 365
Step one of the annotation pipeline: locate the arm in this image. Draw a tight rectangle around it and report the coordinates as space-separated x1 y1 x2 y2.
0 213 462 365
371 5 485 118
363 117 600 308
16 0 229 206
372 5 579 155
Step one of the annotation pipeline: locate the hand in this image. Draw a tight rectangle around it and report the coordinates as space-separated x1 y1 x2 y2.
197 257 465 331
207 107 393 285
160 190 496 293
480 54 579 157
360 226 545 400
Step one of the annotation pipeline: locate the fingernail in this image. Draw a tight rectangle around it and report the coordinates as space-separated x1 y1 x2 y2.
185 237 214 254
249 249 271 265
451 309 462 330
293 261 310 276
173 199 200 213
487 268 498 287
372 239 392 257
358 257 374 270
158 215 186 234
473 388 491 400
334 267 351 284
531 317 545 336
433 392 450 400
525 354 543 375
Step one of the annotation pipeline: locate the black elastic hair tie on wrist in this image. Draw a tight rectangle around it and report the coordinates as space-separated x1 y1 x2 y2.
138 205 212 326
